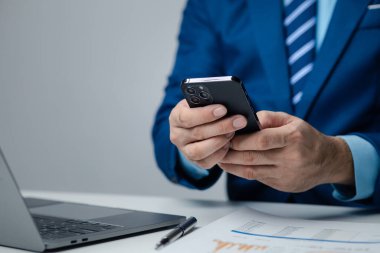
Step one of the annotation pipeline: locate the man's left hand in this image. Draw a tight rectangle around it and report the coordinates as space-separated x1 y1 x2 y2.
219 111 355 193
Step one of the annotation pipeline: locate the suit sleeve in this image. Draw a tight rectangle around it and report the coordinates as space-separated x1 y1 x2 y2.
151 0 224 190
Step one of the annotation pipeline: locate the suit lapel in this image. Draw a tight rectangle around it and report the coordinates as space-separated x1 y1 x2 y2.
247 0 293 114
296 0 371 119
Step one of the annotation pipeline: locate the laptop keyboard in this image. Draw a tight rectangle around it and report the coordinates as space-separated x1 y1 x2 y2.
32 215 120 240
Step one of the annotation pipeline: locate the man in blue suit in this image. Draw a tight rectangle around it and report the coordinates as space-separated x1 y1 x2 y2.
152 0 380 207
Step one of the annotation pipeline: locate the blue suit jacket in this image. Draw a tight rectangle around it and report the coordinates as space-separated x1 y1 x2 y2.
152 0 380 207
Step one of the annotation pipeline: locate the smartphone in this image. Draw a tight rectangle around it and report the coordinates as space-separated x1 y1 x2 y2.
181 76 261 134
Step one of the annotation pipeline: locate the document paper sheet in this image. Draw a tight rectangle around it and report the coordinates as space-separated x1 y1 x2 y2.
160 207 380 253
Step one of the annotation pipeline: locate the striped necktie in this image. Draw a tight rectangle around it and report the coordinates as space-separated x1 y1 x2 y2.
284 0 317 105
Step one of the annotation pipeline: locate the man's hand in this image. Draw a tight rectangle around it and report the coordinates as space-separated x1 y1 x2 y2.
219 111 355 193
169 99 247 169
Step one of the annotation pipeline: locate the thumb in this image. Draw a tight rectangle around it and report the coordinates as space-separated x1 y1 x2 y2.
256 110 293 129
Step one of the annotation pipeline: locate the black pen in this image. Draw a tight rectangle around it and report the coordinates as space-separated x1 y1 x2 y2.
155 216 197 249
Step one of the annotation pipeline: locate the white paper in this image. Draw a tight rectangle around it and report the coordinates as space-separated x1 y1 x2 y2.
159 207 380 253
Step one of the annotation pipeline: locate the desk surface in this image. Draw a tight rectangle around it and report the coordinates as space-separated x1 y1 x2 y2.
1 191 380 253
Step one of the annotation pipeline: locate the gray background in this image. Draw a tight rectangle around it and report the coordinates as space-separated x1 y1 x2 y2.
0 0 226 200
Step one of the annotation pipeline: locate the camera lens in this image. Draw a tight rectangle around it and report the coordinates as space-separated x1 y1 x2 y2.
190 96 201 104
199 91 210 99
186 87 196 94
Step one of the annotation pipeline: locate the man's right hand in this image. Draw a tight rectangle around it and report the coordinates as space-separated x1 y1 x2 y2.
169 99 247 169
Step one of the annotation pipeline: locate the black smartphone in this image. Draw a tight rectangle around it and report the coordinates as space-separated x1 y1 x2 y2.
181 76 261 134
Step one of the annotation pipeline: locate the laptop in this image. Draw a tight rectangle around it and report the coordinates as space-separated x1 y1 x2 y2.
0 147 186 252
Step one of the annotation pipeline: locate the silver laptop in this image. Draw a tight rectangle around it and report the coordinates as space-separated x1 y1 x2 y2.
0 147 185 252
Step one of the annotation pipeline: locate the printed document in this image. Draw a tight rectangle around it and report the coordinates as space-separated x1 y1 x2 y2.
160 207 380 253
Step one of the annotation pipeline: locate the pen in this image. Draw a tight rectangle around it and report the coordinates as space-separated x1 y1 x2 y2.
155 216 197 249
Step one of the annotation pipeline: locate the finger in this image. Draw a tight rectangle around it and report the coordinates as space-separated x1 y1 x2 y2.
170 114 246 146
231 126 292 151
183 134 233 161
256 110 293 129
170 99 228 128
220 150 276 166
218 163 277 180
192 143 230 169
187 115 246 142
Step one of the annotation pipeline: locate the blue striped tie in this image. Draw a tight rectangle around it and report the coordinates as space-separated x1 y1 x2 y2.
284 0 317 105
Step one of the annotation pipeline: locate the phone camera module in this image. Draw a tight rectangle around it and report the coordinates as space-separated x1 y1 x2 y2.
199 91 210 99
190 96 201 104
186 87 196 95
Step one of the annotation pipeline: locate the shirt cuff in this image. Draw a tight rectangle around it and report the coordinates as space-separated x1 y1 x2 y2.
332 135 380 201
178 151 210 180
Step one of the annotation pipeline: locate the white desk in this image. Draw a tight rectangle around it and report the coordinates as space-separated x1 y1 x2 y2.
1 191 380 253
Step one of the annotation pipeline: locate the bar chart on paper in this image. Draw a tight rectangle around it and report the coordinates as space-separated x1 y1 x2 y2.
160 207 380 253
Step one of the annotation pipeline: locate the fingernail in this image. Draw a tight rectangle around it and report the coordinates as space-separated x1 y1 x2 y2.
225 132 234 138
213 107 227 117
233 117 247 129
